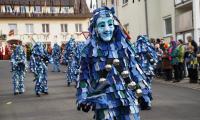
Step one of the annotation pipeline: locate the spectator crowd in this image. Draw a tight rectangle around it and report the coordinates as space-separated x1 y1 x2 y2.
151 36 200 84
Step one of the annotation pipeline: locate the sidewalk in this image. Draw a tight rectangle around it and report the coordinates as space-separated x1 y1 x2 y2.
154 77 200 91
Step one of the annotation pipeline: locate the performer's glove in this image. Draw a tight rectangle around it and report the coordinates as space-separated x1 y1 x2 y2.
77 102 93 112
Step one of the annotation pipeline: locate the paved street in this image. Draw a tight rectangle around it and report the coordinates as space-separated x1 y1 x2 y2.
0 60 200 120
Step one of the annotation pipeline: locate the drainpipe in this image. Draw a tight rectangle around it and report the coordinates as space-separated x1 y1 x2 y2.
193 0 200 46
96 0 98 8
144 0 149 37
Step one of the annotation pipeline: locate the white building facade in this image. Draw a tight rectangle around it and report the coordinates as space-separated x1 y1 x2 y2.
97 0 200 44
0 0 91 48
98 0 175 42
175 0 200 45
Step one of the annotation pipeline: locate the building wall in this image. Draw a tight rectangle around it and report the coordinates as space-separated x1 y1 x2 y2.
193 0 200 45
116 0 175 42
84 0 199 44
147 0 162 40
0 18 89 46
117 0 146 42
160 0 175 41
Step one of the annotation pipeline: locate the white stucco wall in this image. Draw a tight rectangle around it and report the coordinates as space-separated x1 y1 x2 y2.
147 0 162 39
116 0 175 42
0 18 89 46
193 0 200 45
117 0 146 42
160 0 175 40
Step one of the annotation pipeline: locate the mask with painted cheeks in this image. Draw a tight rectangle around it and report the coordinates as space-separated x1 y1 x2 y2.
96 16 115 42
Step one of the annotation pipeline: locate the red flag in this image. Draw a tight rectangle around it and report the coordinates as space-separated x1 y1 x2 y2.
8 29 14 36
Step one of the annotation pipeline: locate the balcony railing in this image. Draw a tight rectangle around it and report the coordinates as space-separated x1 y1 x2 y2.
0 12 91 18
175 10 193 33
174 0 192 6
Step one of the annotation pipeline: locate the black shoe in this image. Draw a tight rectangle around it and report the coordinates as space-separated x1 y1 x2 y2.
67 82 70 87
190 80 198 83
36 93 40 97
148 94 153 101
14 92 18 95
19 92 23 94
43 92 48 95
173 80 179 83
146 106 152 110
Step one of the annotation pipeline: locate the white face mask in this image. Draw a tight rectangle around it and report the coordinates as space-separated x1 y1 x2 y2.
96 16 115 42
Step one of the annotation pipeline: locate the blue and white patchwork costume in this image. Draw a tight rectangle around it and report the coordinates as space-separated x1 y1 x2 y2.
30 42 49 97
63 38 77 86
51 43 61 72
10 45 27 95
76 7 149 120
134 35 158 110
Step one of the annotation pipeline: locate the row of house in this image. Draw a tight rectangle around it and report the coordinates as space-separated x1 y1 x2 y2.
0 0 91 51
1 0 200 53
99 0 200 45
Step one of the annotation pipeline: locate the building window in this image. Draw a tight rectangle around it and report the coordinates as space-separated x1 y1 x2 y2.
50 7 56 13
164 17 172 36
5 5 12 13
75 24 82 32
20 6 26 13
123 0 128 5
62 7 69 13
61 24 68 33
26 24 34 34
175 0 182 5
34 6 42 13
8 24 17 34
111 0 115 5
101 0 107 6
42 24 49 33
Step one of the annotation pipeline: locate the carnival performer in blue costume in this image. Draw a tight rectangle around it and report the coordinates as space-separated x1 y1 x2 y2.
73 42 85 84
51 43 61 72
74 42 85 68
63 37 76 86
30 42 49 97
10 45 27 95
76 7 150 120
134 35 158 110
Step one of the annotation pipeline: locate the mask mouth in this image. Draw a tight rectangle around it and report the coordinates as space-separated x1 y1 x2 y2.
103 31 112 36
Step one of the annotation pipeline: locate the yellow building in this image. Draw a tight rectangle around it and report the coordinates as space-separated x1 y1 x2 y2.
0 0 91 48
